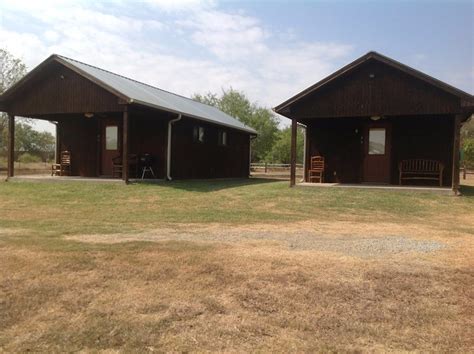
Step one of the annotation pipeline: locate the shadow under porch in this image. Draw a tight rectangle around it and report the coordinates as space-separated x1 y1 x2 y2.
302 115 455 187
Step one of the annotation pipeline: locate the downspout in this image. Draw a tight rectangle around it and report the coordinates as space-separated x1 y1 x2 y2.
166 114 182 181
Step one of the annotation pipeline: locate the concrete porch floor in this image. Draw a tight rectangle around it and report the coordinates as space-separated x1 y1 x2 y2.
298 182 453 194
5 174 168 183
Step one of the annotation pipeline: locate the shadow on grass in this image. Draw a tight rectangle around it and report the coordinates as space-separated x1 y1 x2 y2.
133 177 280 192
460 185 474 197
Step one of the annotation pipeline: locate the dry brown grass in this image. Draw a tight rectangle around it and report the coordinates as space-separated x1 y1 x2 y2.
1 222 473 351
0 179 473 351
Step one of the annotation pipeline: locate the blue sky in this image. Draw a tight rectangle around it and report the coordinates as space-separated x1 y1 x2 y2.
0 0 472 133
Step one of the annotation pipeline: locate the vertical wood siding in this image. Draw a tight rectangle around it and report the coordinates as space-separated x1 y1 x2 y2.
293 60 461 118
8 63 123 116
306 115 454 186
171 117 250 179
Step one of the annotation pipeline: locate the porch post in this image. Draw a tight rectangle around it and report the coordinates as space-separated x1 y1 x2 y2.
303 124 308 182
451 114 462 195
55 122 61 164
122 106 129 184
290 117 297 187
7 114 15 178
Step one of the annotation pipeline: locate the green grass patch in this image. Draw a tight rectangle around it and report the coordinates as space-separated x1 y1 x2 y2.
1 178 472 243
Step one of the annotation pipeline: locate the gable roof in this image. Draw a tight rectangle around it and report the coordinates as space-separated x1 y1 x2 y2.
274 51 474 114
0 54 257 135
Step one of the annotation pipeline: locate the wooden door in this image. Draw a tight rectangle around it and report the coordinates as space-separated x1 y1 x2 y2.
100 119 121 176
363 120 391 183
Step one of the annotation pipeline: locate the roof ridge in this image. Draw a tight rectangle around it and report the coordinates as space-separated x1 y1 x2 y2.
54 54 223 111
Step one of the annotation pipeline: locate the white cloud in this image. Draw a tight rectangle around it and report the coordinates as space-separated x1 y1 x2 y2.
0 0 354 132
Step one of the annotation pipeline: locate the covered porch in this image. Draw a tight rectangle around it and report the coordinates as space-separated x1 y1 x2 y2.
275 52 473 195
298 114 459 187
1 54 255 183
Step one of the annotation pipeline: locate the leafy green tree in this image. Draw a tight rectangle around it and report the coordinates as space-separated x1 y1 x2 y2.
265 126 305 164
461 117 474 168
1 122 54 161
0 48 28 153
193 89 279 162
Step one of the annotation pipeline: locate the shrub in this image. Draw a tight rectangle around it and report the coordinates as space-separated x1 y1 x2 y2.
18 153 42 164
462 138 474 168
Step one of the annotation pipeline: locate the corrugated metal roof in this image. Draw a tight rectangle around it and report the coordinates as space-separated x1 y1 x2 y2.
56 55 257 134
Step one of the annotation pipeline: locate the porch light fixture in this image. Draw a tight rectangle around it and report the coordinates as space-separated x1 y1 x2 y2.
84 112 94 118
370 115 381 121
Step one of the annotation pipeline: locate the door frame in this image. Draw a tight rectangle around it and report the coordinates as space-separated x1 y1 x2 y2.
362 119 392 184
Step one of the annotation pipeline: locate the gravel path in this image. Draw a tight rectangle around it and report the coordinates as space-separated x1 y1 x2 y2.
69 227 446 258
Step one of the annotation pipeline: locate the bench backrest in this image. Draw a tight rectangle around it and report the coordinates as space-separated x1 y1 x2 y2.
399 159 443 172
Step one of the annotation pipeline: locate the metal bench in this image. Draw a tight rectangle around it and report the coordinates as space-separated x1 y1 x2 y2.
399 159 444 186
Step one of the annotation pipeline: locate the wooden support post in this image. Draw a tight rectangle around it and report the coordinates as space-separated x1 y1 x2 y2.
55 122 61 164
7 114 15 178
451 114 461 195
122 107 129 184
290 117 297 187
303 124 309 182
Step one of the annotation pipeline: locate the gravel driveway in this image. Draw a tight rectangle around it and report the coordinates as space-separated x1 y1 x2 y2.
68 227 446 258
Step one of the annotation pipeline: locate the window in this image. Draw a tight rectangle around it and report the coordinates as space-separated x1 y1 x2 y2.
105 126 118 150
368 128 386 155
218 130 227 146
193 126 205 143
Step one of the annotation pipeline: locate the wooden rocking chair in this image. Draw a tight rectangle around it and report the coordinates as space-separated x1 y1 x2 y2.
309 156 325 183
51 151 71 176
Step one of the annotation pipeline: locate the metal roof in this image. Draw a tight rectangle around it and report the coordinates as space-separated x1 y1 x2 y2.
54 55 257 134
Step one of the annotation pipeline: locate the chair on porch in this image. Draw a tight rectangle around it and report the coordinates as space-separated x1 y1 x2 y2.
112 154 138 178
309 156 325 183
51 151 71 176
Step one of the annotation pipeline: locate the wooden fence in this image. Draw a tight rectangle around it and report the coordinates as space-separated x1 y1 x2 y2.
251 163 303 173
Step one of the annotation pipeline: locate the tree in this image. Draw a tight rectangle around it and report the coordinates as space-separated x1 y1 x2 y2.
193 89 279 162
265 126 305 164
0 49 28 153
462 116 474 168
0 122 55 161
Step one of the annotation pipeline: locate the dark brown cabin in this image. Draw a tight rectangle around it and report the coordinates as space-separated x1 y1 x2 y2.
0 55 257 182
275 51 474 194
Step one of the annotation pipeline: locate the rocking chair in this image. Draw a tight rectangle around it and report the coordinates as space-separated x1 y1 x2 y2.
51 151 71 176
309 156 325 183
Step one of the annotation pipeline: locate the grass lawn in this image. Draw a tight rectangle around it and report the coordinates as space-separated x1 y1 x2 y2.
0 178 473 351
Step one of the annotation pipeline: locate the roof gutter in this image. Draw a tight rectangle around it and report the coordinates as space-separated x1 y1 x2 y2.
166 114 182 181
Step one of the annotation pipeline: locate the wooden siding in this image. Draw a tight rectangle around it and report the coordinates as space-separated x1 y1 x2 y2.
58 115 100 177
171 117 250 179
7 62 123 116
129 115 168 179
293 59 462 119
305 117 363 183
305 115 454 186
56 111 250 179
390 115 453 186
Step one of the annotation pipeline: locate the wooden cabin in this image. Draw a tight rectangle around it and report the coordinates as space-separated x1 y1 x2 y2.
274 51 474 194
0 55 257 182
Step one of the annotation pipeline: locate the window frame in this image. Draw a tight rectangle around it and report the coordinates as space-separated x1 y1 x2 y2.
193 125 205 143
368 128 386 155
105 125 119 151
218 129 228 146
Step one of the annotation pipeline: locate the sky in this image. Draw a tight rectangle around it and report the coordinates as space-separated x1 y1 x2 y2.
0 0 473 134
